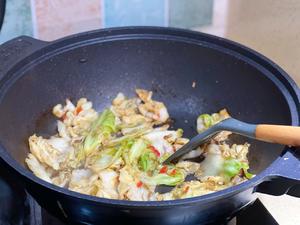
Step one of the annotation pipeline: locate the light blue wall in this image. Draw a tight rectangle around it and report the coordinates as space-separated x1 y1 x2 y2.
0 0 33 43
103 0 213 28
104 0 166 27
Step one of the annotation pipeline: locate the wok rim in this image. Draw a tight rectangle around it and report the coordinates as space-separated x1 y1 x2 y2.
0 26 299 208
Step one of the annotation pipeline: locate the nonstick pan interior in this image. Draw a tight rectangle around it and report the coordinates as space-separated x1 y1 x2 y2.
0 37 292 176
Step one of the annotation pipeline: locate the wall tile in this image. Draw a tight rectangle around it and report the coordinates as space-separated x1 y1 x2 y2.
104 0 165 27
33 0 102 41
0 0 33 43
0 0 214 43
169 0 213 28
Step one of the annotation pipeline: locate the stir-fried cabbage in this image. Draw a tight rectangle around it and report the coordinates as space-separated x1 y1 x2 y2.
142 169 185 186
197 109 230 133
129 139 148 163
223 158 253 180
138 151 157 172
89 147 122 172
26 89 253 201
83 109 116 156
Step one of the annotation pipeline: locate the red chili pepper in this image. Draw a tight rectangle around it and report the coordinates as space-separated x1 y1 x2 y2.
75 106 83 115
60 113 67 121
183 186 190 193
172 146 176 152
136 181 143 188
159 165 168 174
170 169 177 176
149 145 160 157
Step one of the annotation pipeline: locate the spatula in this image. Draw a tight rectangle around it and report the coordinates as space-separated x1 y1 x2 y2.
163 117 300 164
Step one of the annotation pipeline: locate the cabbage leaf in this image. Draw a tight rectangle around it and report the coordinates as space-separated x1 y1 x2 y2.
83 109 116 156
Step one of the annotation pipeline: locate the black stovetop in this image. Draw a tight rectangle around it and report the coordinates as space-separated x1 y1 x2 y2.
0 177 279 225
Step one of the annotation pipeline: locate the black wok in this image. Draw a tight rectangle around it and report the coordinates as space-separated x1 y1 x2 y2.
0 27 299 225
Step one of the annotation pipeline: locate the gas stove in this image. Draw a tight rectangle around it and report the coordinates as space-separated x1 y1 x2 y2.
0 177 279 225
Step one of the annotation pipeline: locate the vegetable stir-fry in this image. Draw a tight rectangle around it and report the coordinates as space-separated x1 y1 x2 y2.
26 89 253 201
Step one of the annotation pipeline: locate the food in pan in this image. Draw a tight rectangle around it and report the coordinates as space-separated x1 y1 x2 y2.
25 89 253 201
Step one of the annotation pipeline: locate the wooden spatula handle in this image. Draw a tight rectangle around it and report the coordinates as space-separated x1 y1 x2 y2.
255 124 300 146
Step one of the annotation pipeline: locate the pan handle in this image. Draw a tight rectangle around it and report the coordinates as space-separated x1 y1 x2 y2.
255 147 300 197
0 36 47 79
